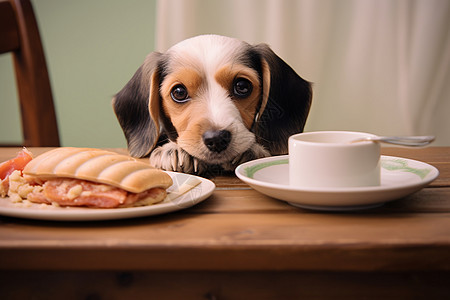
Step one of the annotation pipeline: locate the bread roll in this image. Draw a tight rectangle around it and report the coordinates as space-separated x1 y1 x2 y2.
23 148 173 193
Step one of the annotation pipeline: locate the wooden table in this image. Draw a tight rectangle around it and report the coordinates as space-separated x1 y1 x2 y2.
0 147 449 299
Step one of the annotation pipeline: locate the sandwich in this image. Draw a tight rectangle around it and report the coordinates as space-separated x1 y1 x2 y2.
1 148 173 208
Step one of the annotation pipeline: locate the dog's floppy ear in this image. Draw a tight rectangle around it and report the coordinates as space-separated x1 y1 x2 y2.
112 52 163 158
252 44 312 155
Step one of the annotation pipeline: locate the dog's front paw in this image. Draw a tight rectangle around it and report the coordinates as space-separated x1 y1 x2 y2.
149 142 207 174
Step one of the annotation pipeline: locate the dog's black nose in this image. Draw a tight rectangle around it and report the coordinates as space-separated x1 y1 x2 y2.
203 130 231 153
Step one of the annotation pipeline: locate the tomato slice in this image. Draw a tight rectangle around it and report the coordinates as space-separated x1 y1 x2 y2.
0 148 33 180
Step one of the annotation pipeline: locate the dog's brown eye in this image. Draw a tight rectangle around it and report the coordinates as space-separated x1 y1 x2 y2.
170 85 189 103
233 78 253 98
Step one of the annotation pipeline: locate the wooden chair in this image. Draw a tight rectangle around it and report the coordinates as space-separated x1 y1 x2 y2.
0 0 59 146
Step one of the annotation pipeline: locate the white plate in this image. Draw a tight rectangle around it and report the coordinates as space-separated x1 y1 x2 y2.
0 172 215 221
235 155 439 211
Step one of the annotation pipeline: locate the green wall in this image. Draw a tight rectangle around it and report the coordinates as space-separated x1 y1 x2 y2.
0 0 157 148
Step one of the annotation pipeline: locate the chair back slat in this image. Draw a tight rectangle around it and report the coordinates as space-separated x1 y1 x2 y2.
0 1 20 53
0 0 60 147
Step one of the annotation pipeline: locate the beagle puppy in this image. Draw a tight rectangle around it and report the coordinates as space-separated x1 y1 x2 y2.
113 35 312 175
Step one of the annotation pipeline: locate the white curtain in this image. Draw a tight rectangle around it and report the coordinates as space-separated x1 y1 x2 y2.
155 0 450 145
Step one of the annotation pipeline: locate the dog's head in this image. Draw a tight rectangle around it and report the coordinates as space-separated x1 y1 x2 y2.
113 35 311 164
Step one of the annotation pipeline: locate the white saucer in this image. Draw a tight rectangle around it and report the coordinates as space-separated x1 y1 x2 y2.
235 155 439 211
0 172 215 221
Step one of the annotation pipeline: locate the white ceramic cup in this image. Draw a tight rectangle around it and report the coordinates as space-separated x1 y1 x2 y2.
288 131 381 188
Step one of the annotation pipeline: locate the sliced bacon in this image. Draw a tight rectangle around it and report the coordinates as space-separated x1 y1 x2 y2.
0 148 33 181
27 178 166 208
0 149 33 196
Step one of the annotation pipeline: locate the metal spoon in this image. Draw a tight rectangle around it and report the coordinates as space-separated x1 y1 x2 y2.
351 135 435 147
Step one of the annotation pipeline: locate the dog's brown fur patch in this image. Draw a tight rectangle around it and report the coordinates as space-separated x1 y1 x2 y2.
214 65 261 129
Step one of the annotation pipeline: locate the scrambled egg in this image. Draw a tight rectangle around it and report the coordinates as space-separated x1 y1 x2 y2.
2 170 43 203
